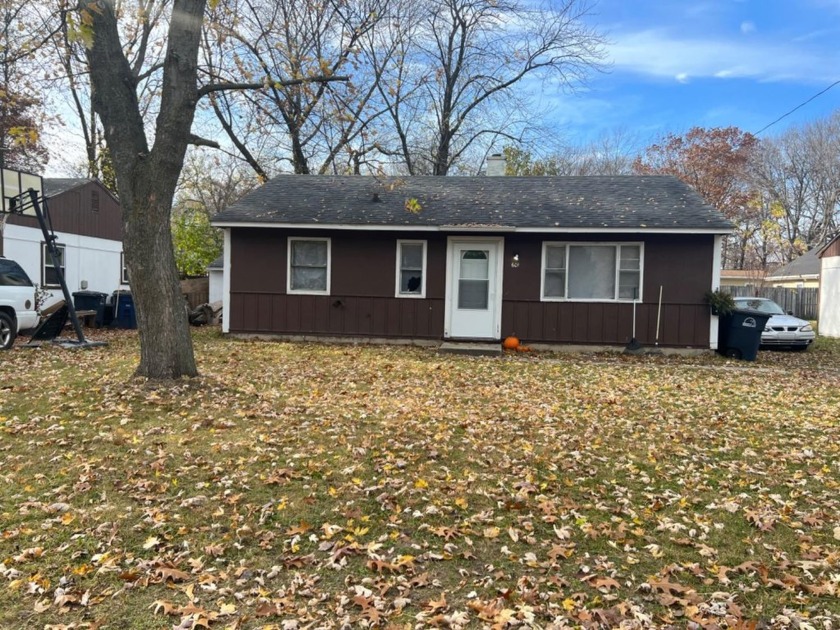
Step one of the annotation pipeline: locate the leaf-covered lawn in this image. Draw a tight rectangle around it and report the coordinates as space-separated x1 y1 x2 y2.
1 330 839 629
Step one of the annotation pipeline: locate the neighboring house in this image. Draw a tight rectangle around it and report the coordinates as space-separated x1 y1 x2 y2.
208 255 223 304
211 175 733 349
720 269 766 288
1 173 128 308
818 235 840 338
765 247 821 288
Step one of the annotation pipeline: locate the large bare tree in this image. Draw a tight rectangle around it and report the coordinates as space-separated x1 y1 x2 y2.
202 0 387 176
80 0 342 378
382 0 606 175
751 112 840 260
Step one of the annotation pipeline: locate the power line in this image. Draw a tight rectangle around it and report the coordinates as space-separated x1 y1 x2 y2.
754 79 840 135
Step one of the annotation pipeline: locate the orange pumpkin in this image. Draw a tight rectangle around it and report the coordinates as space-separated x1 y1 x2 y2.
502 335 520 350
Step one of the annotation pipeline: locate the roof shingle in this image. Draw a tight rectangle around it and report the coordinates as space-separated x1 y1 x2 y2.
212 175 733 232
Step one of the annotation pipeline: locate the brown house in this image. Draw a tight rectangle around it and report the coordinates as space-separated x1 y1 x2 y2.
212 175 733 349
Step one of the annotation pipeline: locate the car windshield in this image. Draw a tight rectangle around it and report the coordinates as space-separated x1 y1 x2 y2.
734 298 785 315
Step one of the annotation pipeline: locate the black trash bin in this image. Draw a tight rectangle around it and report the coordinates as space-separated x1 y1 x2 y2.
717 309 771 361
73 290 108 312
111 291 137 329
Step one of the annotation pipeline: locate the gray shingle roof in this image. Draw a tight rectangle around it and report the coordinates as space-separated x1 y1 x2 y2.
212 175 733 231
767 247 821 279
43 178 93 197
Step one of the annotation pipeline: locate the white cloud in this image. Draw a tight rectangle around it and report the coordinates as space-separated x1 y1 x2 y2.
607 29 835 84
675 73 690 84
740 21 756 34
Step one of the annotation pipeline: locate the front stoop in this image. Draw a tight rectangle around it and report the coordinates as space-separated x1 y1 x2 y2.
438 342 502 357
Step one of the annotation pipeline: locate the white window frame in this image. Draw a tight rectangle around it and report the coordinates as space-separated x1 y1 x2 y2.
540 241 644 302
120 252 130 285
395 239 427 298
42 242 66 288
287 236 331 295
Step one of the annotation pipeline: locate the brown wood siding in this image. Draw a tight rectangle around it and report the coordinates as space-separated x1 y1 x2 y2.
229 229 715 347
7 181 123 241
499 234 713 346
821 237 840 259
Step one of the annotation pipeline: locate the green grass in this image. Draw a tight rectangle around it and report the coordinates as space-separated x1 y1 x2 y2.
1 328 839 628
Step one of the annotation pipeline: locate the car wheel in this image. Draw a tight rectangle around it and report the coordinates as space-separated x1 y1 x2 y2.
0 312 16 350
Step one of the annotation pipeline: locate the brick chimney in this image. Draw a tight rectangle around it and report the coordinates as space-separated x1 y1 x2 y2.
486 154 506 176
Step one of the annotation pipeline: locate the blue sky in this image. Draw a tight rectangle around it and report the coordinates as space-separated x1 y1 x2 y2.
539 0 840 147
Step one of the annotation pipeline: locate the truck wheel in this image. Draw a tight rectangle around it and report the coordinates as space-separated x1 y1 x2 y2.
0 312 16 350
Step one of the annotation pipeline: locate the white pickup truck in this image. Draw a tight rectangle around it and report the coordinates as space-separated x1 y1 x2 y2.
0 257 40 349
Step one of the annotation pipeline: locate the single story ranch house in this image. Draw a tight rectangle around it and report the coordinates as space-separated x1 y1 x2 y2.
211 175 733 349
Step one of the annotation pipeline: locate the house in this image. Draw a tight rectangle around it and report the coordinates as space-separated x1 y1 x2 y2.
720 268 766 288
1 171 127 308
208 255 223 304
211 175 733 349
818 235 840 338
765 247 821 288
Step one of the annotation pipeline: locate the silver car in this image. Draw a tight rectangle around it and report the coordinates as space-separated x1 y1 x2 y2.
733 297 815 350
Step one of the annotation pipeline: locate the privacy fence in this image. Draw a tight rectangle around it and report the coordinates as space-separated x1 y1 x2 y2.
721 286 819 320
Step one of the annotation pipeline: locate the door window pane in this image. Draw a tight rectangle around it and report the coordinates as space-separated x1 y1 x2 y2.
458 250 489 309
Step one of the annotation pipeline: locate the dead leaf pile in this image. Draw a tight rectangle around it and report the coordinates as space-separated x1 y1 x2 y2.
0 329 838 628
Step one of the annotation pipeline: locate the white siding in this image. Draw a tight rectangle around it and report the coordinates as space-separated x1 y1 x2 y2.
819 254 840 338
3 224 128 308
208 269 223 304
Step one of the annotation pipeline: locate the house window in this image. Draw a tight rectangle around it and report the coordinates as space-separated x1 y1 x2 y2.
541 242 642 301
395 240 427 298
42 242 66 288
91 189 100 212
120 252 130 285
288 237 330 294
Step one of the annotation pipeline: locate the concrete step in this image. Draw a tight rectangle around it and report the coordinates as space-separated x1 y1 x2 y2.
438 341 502 357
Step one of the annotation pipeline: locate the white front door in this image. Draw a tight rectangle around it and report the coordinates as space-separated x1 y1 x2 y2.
446 238 503 340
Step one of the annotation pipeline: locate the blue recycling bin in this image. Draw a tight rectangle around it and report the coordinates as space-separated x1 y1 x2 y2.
111 291 137 329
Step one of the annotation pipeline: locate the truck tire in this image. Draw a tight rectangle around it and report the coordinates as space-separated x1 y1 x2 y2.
0 311 16 350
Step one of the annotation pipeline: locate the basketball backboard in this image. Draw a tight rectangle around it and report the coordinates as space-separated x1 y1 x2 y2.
1 168 43 215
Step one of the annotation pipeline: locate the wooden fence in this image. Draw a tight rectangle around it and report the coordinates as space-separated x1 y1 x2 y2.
180 277 210 309
721 285 819 320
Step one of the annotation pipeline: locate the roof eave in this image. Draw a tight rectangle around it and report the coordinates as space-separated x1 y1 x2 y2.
211 220 734 235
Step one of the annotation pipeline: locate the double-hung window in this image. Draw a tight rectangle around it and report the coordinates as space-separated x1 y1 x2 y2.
42 242 66 288
287 237 331 294
395 240 427 298
541 242 642 301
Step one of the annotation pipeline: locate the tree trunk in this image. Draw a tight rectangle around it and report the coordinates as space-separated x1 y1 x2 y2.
124 171 197 379
85 0 201 379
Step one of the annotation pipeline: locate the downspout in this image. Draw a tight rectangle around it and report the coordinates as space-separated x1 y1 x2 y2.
709 234 723 350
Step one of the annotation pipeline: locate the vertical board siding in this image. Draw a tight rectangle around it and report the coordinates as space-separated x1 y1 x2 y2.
230 293 446 339
7 181 123 241
229 229 714 347
498 301 709 347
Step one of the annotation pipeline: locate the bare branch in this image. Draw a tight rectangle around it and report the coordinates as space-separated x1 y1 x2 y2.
197 75 348 98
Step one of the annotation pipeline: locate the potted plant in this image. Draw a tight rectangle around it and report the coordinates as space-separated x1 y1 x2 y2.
705 289 736 316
